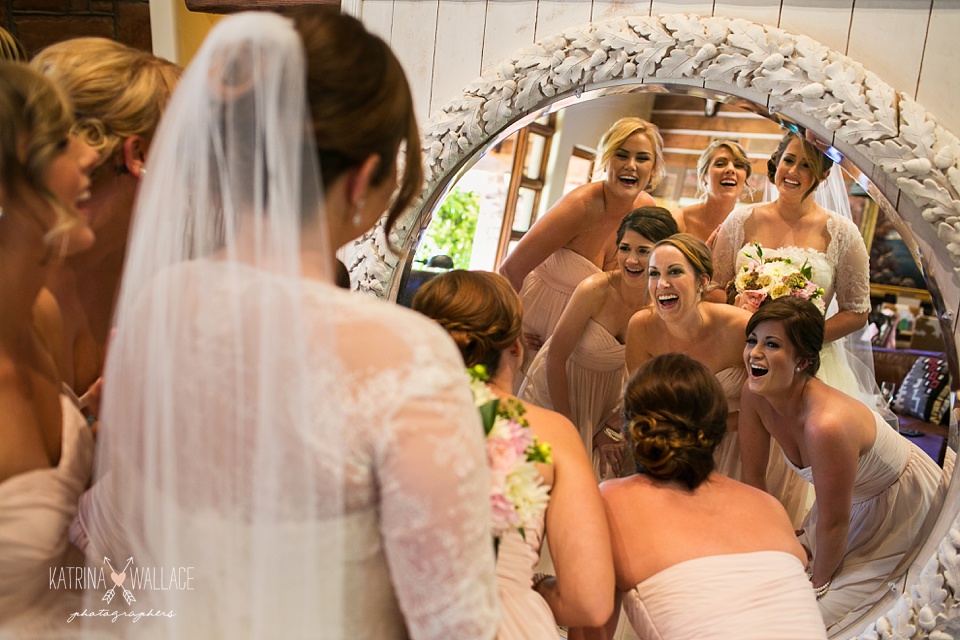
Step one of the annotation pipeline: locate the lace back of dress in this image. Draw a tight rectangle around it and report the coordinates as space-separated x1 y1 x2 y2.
83 13 346 638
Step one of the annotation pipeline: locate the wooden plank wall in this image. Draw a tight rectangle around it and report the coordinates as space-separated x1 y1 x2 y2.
347 0 960 139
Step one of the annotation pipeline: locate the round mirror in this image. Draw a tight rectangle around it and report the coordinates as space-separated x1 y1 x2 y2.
345 14 960 638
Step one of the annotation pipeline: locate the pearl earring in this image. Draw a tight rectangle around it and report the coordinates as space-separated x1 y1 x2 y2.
352 198 365 226
139 167 146 178
795 365 802 372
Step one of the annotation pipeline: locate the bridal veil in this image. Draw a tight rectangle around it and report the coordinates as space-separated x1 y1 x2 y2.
81 12 346 636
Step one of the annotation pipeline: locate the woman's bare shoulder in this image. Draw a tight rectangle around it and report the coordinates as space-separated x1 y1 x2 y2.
521 400 580 445
550 181 603 217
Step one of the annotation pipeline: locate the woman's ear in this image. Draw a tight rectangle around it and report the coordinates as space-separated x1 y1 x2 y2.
508 337 523 359
121 136 146 179
347 154 381 212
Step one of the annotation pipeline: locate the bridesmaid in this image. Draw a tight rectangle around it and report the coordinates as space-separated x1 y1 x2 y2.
31 38 181 401
625 234 810 528
0 62 98 633
672 139 751 246
570 354 826 640
414 270 615 637
520 207 678 480
500 118 664 359
740 297 949 628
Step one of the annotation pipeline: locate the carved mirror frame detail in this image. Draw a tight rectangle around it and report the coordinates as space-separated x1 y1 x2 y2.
345 14 960 638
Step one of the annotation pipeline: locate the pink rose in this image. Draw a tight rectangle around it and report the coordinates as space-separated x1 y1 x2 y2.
737 289 767 312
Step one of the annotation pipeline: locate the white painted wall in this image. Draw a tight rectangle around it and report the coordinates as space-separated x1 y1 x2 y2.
351 1 959 139
542 93 655 214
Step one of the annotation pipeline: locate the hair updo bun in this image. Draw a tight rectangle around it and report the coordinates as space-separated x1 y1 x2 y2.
411 270 522 377
622 354 728 489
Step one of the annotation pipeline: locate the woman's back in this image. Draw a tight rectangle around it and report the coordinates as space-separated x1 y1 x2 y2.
603 473 825 640
602 472 804 585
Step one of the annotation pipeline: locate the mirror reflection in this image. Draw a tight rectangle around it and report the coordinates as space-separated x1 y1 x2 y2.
400 90 954 637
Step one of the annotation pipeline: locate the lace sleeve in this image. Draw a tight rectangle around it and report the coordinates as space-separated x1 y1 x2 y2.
712 205 751 288
828 213 872 313
374 324 499 640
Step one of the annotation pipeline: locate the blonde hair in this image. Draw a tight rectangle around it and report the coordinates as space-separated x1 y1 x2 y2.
596 117 665 191
411 270 522 377
0 62 81 245
32 38 182 164
696 139 751 197
0 27 27 62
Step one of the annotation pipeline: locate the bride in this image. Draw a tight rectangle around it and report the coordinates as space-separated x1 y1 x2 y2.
713 131 874 405
73 11 498 638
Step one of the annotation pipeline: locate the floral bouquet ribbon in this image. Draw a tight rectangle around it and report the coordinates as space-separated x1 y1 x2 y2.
467 365 551 546
733 243 825 313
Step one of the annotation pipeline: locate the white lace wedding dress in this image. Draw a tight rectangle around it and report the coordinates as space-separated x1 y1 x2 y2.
73 263 500 639
714 204 874 405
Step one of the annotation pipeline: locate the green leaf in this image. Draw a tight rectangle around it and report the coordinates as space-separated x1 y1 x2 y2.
478 399 499 435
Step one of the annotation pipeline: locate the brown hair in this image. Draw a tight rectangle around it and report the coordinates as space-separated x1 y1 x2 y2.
623 353 728 489
0 62 79 243
411 270 522 377
291 9 422 241
745 296 823 376
651 233 715 297
616 206 678 244
32 38 182 165
766 131 833 200
597 117 665 191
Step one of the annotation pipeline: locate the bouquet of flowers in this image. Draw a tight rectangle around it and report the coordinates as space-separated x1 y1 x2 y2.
467 365 552 542
733 243 825 312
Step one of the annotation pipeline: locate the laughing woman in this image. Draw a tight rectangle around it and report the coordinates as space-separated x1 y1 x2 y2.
500 118 664 361
672 140 751 245
520 207 677 480
0 62 98 634
740 297 949 628
624 234 810 528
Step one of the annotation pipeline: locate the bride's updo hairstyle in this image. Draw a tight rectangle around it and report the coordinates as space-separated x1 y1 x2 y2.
767 131 834 200
623 353 727 489
291 9 422 240
746 296 824 375
412 270 522 377
651 233 715 297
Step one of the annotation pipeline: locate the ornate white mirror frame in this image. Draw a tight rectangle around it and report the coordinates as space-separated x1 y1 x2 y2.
344 14 960 639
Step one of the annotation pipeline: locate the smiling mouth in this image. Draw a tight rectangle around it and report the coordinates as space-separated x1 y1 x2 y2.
657 293 679 308
720 179 738 187
749 364 769 377
783 178 801 188
75 191 92 211
624 265 644 275
618 175 638 187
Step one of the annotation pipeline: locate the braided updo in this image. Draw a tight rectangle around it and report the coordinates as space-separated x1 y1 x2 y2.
411 270 522 377
623 354 728 489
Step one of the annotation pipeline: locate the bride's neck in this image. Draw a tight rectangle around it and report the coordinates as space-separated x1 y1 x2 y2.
774 194 818 222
